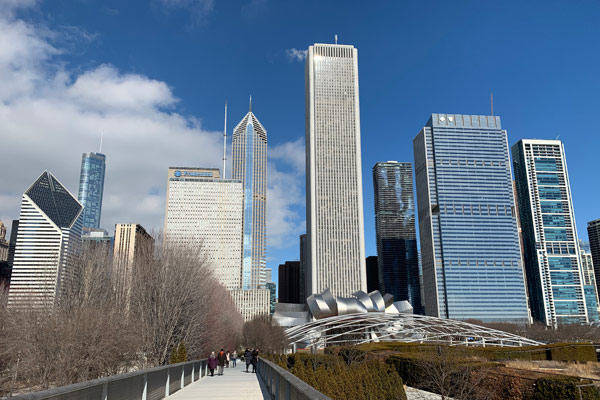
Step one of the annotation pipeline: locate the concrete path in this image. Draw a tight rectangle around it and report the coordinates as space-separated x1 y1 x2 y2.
167 360 269 400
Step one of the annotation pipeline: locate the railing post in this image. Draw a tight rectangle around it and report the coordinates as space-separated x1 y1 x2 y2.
181 365 184 389
165 367 170 397
102 382 108 400
142 373 148 400
191 362 195 382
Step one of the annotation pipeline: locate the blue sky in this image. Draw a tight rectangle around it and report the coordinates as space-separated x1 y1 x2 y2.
1 1 599 287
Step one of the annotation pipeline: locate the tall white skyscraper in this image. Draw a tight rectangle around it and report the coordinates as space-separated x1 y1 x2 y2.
232 101 267 289
513 139 589 326
305 43 367 297
8 171 83 308
164 167 244 290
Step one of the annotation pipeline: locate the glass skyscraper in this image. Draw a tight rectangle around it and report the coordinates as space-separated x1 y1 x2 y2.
414 114 529 322
232 102 267 290
579 241 599 322
78 152 106 229
373 162 422 314
513 139 588 326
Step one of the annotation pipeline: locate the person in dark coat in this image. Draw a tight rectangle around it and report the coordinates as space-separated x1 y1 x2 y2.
217 348 226 376
208 352 217 376
251 348 259 373
244 348 252 372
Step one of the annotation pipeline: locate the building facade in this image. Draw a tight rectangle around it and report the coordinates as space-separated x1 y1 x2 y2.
230 288 270 322
82 227 114 256
164 167 244 290
78 152 106 229
373 161 422 313
579 241 599 322
113 223 153 269
588 219 600 299
279 261 301 304
414 114 529 322
305 42 367 297
366 256 379 293
299 234 307 301
0 220 8 261
266 281 276 314
232 105 267 289
512 139 588 326
8 171 83 308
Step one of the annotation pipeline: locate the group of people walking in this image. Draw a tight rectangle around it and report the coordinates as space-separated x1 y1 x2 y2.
207 348 259 376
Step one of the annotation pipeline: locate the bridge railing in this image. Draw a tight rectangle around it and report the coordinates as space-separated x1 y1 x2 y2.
9 359 208 400
257 358 331 400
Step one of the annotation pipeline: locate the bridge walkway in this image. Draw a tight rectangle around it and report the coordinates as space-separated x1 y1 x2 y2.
167 360 269 400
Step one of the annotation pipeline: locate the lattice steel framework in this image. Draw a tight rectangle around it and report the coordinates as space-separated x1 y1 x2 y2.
285 313 542 349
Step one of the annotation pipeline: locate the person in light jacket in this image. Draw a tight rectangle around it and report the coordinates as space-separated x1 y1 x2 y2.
226 350 230 368
244 348 252 372
208 352 217 377
232 350 237 367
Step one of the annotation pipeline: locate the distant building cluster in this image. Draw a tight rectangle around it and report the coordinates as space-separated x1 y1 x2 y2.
2 40 599 328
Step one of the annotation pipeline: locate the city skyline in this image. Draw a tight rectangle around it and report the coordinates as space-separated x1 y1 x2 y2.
1 2 600 288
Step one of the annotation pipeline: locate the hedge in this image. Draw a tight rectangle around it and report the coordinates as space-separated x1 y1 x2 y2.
343 342 597 362
269 353 407 400
532 376 600 400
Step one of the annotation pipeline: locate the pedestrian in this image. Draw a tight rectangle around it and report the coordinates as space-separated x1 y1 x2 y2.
217 348 226 376
226 350 230 368
208 352 217 377
244 348 252 372
232 350 237 367
251 348 259 373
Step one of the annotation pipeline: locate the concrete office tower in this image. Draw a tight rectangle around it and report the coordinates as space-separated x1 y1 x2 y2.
513 139 588 326
414 114 529 322
78 152 106 229
579 241 599 322
0 220 8 261
230 289 270 321
113 223 153 269
164 167 244 290
232 102 267 289
373 162 422 314
588 219 600 298
305 42 366 297
8 171 83 308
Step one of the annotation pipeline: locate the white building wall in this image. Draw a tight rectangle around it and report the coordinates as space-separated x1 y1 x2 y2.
230 288 270 322
165 168 244 290
305 43 366 297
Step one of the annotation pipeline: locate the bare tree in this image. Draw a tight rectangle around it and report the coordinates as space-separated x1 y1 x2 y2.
242 315 288 354
414 345 493 400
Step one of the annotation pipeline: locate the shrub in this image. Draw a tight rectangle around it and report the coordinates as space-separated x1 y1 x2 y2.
532 376 600 400
281 353 406 400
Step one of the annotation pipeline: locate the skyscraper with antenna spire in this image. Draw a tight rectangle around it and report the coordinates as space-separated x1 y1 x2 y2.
78 151 106 230
232 96 267 289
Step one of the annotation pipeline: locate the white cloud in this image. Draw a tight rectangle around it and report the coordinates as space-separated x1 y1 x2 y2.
285 48 307 63
0 12 306 254
267 138 305 249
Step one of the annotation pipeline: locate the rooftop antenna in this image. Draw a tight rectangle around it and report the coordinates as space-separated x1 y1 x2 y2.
335 34 338 45
249 95 252 112
490 92 494 116
555 134 560 140
222 101 227 179
99 131 104 153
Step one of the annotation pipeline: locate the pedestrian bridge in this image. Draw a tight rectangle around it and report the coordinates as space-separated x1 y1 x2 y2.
9 358 330 400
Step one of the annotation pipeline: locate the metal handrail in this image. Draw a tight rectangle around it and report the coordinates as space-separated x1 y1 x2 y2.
257 358 331 400
7 359 208 400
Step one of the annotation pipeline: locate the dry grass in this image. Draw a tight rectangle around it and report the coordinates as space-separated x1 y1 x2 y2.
505 360 600 380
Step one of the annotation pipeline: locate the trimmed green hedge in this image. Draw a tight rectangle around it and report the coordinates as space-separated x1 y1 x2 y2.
343 342 597 362
269 353 407 400
532 376 600 400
